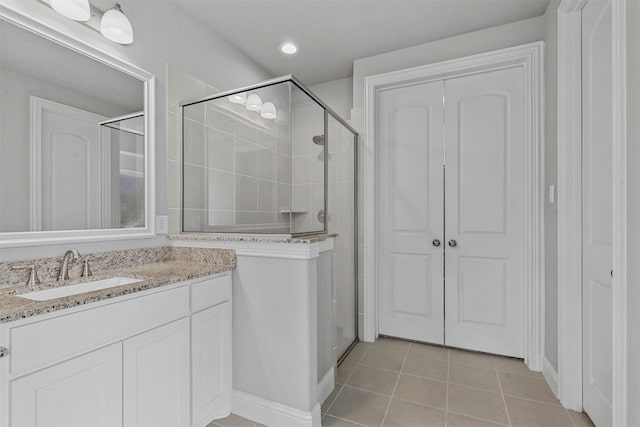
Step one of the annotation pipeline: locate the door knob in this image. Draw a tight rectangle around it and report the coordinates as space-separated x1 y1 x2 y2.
448 239 458 248
432 239 441 247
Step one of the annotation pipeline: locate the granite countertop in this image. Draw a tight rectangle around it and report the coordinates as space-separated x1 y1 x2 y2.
169 232 337 244
0 259 234 324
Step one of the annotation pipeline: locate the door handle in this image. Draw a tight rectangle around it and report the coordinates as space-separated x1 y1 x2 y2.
432 239 441 247
448 239 458 248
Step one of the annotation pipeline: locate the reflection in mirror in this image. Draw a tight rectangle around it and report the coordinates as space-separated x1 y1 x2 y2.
0 18 145 233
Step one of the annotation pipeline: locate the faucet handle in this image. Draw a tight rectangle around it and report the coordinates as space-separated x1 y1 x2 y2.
81 259 92 278
11 265 41 287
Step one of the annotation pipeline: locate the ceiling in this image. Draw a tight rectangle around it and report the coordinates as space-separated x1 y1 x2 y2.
173 0 550 85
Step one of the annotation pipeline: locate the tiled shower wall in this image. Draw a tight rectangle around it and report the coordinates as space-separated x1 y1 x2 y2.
167 66 292 233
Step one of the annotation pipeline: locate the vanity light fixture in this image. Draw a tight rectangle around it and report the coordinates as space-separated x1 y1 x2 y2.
100 3 134 45
228 92 247 104
245 94 263 112
51 0 91 21
260 102 277 120
280 42 298 55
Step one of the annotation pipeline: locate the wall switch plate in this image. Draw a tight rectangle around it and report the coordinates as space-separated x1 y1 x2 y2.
548 184 555 204
156 215 168 234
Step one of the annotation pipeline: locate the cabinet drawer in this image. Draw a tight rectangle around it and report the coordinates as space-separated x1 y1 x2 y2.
190 273 231 312
9 286 189 376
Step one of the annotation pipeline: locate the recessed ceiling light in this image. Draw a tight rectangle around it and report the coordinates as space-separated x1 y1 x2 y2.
280 42 298 55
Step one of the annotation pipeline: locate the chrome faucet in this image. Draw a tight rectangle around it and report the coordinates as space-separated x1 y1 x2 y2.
58 249 80 281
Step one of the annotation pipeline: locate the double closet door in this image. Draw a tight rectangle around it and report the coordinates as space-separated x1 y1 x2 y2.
378 66 526 358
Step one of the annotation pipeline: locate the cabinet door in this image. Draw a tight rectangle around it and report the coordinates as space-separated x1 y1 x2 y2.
192 302 231 427
124 318 190 427
11 342 122 427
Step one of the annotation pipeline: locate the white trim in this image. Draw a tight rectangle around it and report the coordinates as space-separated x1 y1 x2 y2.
611 0 628 424
543 357 560 399
231 390 321 427
170 238 335 261
0 4 156 248
556 0 587 412
317 367 335 405
363 42 545 370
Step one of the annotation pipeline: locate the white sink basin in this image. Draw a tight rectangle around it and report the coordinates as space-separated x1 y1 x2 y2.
18 277 143 301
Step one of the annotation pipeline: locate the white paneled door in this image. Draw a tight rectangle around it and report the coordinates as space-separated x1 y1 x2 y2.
378 66 526 357
582 0 613 425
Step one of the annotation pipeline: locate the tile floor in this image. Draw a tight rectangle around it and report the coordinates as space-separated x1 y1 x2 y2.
208 338 596 427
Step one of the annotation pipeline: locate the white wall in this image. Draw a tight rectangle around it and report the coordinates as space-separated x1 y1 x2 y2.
308 77 353 121
352 16 546 112
0 0 270 261
625 1 640 424
544 0 561 374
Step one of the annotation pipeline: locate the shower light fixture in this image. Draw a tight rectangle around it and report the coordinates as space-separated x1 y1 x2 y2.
260 102 277 120
246 94 263 112
280 42 298 55
228 92 247 104
100 3 134 45
51 0 91 21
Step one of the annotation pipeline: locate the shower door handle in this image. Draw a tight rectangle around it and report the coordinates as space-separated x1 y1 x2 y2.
432 239 441 247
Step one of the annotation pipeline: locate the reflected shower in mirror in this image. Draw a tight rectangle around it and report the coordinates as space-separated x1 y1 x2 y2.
0 18 145 233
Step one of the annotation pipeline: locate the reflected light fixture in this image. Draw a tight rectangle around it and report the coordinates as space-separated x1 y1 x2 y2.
245 94 263 112
228 92 247 104
260 102 277 120
100 3 134 45
280 42 298 55
51 0 91 21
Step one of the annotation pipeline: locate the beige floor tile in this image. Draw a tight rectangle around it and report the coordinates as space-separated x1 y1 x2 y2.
492 357 543 379
447 384 509 425
210 413 256 427
383 398 446 427
409 342 450 361
393 374 447 409
402 352 449 381
568 410 596 427
322 385 344 414
328 386 390 427
371 337 411 353
504 396 574 426
498 372 560 405
322 415 366 427
347 365 400 396
446 413 507 427
360 348 406 372
450 349 495 369
343 342 371 365
337 362 358 384
449 364 500 392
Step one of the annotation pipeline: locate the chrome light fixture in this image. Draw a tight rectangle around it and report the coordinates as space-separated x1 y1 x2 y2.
260 102 277 120
245 94 263 112
51 0 91 21
100 3 134 45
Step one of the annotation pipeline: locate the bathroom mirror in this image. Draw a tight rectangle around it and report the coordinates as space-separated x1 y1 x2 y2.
0 11 155 246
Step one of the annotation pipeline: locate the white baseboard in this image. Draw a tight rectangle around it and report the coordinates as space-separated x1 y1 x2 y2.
317 367 335 404
231 390 321 427
543 356 559 399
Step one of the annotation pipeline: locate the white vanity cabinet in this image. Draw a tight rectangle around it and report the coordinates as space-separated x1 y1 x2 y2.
0 271 232 427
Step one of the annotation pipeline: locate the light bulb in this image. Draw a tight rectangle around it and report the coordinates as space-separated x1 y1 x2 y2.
228 92 247 104
100 3 134 45
51 0 90 21
245 94 263 112
260 102 277 120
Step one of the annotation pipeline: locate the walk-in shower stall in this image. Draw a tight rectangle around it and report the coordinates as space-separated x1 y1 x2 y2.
181 75 358 360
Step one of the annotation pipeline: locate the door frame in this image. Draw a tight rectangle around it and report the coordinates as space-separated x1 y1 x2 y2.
363 42 545 370
556 0 627 422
